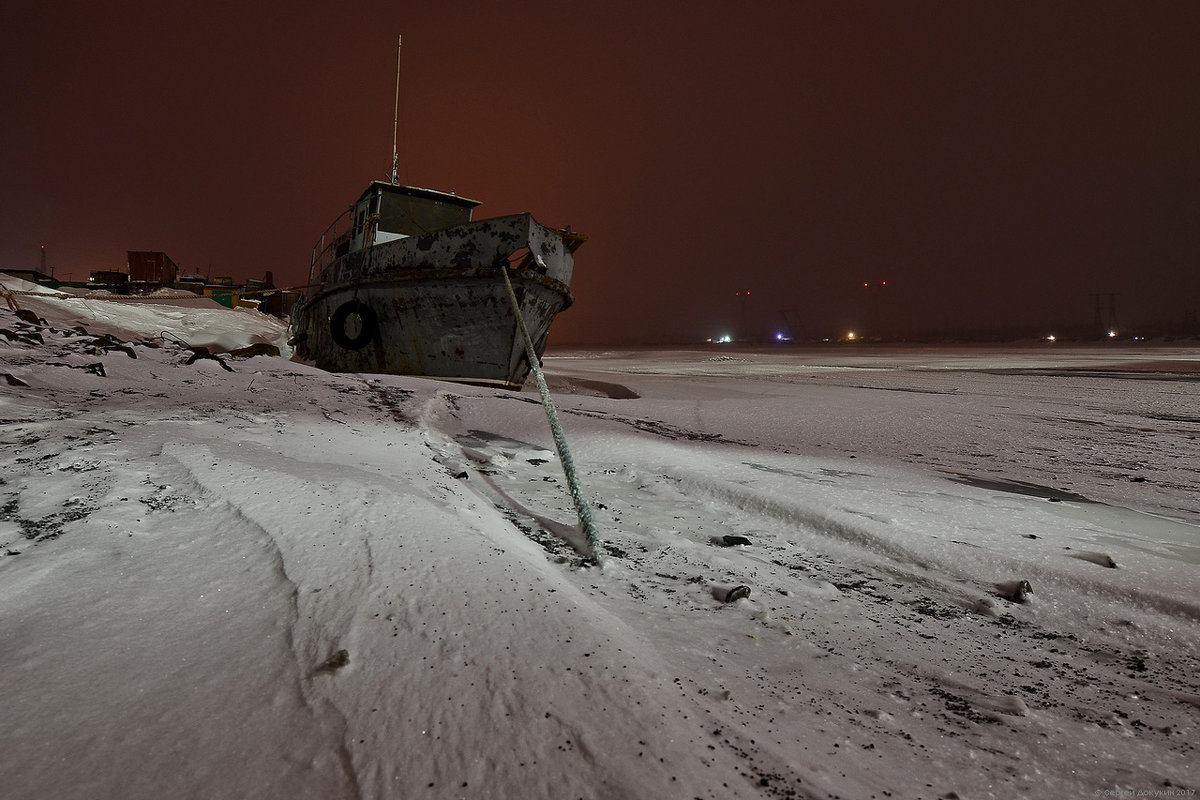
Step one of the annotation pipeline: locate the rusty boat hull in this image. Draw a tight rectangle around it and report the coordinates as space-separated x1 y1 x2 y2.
291 191 582 389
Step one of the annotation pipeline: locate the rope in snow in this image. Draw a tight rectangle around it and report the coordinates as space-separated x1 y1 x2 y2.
498 265 605 565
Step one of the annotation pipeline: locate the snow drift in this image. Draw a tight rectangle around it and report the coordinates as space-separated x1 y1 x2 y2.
0 293 1197 799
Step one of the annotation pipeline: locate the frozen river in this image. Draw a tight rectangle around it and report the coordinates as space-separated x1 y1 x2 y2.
2 293 1197 799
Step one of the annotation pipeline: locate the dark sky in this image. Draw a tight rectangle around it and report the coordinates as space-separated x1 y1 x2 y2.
4 1 1198 343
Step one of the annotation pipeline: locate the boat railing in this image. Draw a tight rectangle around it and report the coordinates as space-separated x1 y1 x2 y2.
305 205 356 296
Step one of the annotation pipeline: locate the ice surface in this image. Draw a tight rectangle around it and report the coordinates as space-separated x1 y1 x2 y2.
0 300 1197 799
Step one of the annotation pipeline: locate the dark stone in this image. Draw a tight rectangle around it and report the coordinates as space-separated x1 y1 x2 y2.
713 584 751 603
995 580 1033 603
317 649 350 673
89 335 136 358
184 348 233 371
229 342 281 358
1071 551 1118 568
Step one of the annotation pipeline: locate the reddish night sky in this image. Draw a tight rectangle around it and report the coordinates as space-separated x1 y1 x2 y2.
4 1 1198 343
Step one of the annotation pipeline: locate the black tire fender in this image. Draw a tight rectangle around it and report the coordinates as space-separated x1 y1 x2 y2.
329 300 378 350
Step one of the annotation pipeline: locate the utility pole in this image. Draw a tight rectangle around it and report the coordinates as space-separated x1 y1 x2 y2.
1090 292 1119 337
778 306 806 341
863 281 887 339
734 289 751 341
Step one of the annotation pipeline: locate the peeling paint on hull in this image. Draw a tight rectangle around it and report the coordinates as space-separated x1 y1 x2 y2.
291 206 581 390
295 271 569 388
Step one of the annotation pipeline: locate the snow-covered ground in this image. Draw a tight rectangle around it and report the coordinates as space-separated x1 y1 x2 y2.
1 288 1197 799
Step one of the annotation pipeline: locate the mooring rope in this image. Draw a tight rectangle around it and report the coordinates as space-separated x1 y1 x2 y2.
498 265 605 565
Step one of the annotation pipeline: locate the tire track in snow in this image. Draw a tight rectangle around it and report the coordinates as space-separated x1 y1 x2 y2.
669 466 935 571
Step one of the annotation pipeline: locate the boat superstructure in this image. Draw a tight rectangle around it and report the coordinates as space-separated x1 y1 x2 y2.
289 181 584 388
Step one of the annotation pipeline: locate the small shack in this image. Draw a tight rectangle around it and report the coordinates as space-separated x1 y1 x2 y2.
127 251 179 293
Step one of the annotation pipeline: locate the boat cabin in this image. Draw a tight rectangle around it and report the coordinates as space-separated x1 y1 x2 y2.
350 181 482 250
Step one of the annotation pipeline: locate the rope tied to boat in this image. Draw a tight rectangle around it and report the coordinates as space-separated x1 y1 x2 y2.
498 264 605 565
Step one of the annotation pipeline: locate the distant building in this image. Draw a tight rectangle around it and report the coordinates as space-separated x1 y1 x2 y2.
0 269 54 286
168 270 284 312
88 271 129 294
127 251 179 292
6 248 294 318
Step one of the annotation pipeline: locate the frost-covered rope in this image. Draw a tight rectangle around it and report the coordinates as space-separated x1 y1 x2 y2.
499 266 605 565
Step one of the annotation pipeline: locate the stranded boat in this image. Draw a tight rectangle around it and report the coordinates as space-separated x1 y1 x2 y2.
288 180 584 388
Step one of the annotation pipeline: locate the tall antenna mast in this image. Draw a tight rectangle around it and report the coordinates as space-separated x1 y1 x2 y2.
390 34 402 185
